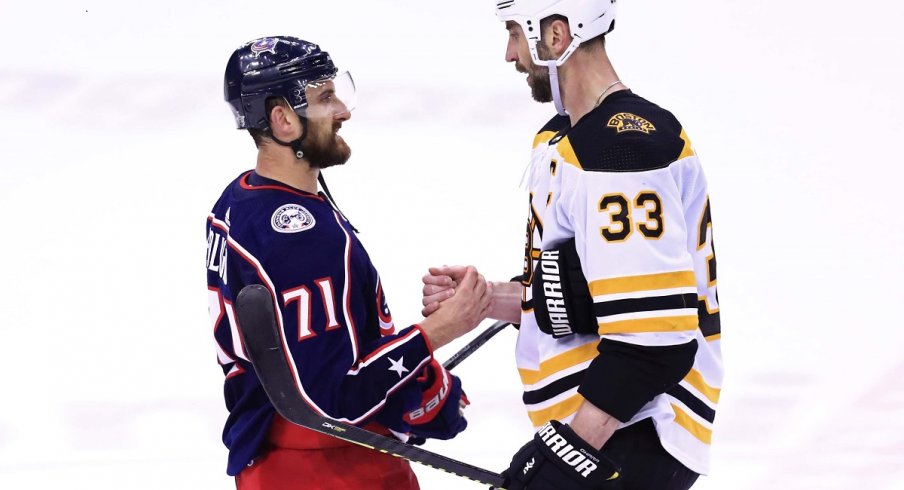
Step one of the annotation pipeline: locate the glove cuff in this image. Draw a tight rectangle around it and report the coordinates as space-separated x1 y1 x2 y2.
534 420 620 486
403 360 452 425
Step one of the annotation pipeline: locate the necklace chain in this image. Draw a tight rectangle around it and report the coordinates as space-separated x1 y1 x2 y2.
594 80 622 108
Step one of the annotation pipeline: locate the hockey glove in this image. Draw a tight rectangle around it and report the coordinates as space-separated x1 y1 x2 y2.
532 238 597 338
501 420 620 490
404 359 469 440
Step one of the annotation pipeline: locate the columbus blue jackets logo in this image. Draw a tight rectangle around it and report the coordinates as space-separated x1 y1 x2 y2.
271 204 316 233
607 113 657 134
250 38 279 57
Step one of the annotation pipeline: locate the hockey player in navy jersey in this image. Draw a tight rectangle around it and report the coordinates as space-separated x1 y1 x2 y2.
422 2 722 489
206 36 492 490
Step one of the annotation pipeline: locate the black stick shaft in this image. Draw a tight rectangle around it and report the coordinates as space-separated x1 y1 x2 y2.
443 321 512 371
235 285 506 488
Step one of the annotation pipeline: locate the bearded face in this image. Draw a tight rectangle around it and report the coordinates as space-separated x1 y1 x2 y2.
297 78 353 169
300 115 351 169
508 22 555 104
518 56 553 103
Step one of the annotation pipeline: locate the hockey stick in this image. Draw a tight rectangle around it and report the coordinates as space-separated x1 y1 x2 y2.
235 284 506 488
443 320 512 371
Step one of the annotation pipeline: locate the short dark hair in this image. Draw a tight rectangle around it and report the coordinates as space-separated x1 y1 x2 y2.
248 97 292 148
540 14 606 50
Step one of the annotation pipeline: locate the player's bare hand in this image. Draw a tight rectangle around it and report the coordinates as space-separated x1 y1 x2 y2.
421 265 467 316
430 265 469 283
419 266 493 349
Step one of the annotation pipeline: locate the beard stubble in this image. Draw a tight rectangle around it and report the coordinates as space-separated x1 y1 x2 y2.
301 120 351 169
517 42 554 103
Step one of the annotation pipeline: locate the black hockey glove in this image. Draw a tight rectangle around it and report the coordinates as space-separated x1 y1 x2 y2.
532 238 597 338
500 420 620 490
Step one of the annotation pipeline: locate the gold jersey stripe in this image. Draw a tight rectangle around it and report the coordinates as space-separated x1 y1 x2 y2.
589 271 696 296
683 369 721 404
527 393 586 427
705 333 721 342
533 131 558 149
671 403 712 444
598 315 698 335
679 129 695 160
518 341 598 385
556 136 582 169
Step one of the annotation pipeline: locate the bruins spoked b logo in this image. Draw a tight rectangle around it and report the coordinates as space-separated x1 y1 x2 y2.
607 112 657 134
271 204 316 233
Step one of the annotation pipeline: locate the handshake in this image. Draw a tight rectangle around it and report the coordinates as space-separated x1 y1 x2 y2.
398 265 490 445
417 265 495 350
416 267 622 489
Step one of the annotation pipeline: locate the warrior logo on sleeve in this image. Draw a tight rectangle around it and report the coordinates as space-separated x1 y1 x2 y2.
271 204 316 233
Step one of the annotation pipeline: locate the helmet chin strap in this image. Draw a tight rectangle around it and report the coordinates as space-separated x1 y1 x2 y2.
547 61 568 116
269 116 308 159
267 116 360 234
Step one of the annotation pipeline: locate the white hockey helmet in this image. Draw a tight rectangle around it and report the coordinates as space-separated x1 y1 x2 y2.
495 0 617 115
496 0 617 67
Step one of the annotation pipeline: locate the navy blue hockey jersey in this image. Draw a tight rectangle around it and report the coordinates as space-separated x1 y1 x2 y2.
206 171 432 476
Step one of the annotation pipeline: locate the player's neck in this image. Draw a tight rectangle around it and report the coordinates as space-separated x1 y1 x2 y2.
256 144 319 193
560 49 622 126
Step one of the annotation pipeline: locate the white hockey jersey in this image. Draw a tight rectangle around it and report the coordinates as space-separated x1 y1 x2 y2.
516 90 722 475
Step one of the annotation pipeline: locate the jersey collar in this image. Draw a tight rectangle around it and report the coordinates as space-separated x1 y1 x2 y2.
240 171 325 201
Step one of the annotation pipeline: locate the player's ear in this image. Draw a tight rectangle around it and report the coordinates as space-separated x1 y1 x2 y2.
269 105 286 130
547 18 572 58
269 104 300 140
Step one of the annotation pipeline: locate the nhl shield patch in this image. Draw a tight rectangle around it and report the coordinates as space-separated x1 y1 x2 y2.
607 113 657 134
271 204 316 233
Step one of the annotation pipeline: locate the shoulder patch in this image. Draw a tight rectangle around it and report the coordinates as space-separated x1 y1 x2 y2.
271 204 316 233
607 113 657 135
562 92 687 172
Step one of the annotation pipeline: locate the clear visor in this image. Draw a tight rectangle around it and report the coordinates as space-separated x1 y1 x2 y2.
297 71 356 119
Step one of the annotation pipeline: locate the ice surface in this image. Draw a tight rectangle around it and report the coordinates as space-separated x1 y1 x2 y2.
2 1 903 488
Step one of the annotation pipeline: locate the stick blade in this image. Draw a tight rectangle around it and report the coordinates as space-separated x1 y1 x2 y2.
234 284 506 487
235 284 310 423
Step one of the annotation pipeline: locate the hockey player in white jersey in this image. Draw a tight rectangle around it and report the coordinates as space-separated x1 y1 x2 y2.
423 1 722 488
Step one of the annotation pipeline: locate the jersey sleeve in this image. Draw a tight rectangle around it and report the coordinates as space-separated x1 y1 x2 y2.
225 204 431 427
557 143 699 421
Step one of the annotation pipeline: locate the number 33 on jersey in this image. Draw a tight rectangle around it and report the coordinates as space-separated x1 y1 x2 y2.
518 91 721 476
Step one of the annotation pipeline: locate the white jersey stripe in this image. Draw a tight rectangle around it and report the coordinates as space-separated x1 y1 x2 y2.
332 211 360 361
601 332 698 347
225 212 423 425
223 301 248 361
679 379 719 411
225 235 319 412
593 286 698 303
522 360 593 392
597 308 699 324
346 328 428 375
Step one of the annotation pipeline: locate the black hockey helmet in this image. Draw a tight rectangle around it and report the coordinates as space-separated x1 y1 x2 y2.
224 36 348 131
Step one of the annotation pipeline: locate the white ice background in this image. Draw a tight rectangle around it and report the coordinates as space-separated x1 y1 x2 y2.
1 1 903 488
